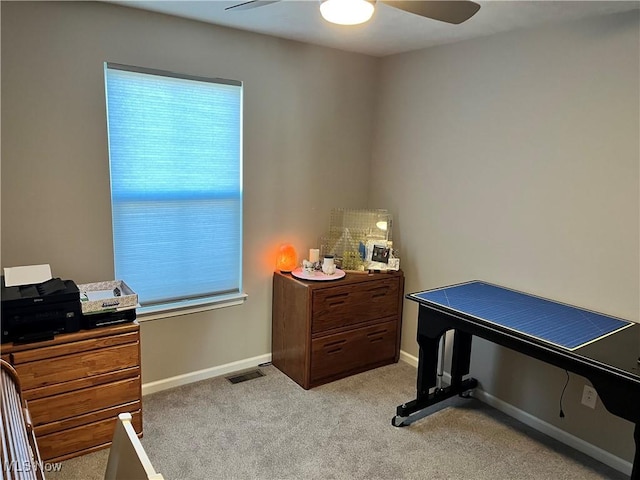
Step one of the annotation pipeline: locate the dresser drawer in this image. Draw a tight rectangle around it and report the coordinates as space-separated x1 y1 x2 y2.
35 400 141 437
23 367 140 401
37 409 142 462
9 331 139 364
310 320 397 385
13 342 139 391
28 376 140 426
311 277 400 333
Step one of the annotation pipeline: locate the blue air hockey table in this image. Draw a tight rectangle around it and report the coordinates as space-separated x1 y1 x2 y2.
394 281 640 479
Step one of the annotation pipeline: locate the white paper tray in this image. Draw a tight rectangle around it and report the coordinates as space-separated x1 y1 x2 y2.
78 280 137 314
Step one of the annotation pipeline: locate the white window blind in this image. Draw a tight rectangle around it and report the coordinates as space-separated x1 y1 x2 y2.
104 63 243 314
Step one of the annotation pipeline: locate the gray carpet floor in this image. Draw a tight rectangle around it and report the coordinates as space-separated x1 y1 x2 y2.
48 362 626 479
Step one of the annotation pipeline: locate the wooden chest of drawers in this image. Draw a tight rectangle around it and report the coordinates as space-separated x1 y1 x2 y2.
272 271 404 389
1 322 142 462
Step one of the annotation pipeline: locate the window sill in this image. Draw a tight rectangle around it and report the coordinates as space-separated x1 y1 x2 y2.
137 292 248 322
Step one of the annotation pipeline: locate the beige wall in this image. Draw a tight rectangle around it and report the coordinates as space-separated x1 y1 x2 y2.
1 2 377 380
371 11 639 463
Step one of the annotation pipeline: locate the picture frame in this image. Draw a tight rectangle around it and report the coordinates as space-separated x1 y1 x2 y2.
365 240 398 271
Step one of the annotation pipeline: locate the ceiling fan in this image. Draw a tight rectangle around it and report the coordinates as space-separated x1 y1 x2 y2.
225 1 481 26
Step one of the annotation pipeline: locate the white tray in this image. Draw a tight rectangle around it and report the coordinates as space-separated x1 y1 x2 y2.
78 280 137 314
290 267 346 282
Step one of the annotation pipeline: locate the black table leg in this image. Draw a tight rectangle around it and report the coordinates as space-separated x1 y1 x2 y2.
450 329 473 388
631 423 639 480
416 332 441 398
589 376 640 480
393 310 477 427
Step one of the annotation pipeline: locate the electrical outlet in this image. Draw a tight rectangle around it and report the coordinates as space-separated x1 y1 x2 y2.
581 385 597 409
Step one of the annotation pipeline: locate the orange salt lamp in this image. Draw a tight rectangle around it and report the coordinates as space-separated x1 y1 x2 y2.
276 244 298 273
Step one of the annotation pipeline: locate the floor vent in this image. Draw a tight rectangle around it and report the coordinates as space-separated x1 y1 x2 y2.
226 369 265 384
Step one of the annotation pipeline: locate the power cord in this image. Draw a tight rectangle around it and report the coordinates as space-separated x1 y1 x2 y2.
559 369 570 418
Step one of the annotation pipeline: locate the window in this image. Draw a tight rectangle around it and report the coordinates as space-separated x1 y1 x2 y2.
104 63 244 315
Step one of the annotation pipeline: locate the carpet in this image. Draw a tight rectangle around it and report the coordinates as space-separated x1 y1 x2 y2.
46 362 625 479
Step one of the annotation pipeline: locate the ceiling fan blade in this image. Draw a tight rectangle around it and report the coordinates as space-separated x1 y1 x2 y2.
381 1 481 25
225 0 281 12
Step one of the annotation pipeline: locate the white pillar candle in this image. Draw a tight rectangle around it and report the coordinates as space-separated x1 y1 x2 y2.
309 248 320 263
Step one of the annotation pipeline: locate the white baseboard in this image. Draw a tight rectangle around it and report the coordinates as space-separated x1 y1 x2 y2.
397 350 632 476
141 353 272 396
399 349 419 367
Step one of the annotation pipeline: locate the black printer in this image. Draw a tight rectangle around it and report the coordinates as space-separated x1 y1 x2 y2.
1 276 81 344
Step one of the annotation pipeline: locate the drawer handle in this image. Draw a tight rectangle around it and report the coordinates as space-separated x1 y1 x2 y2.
367 329 388 343
323 339 347 349
367 329 388 337
326 292 349 300
325 292 349 307
328 300 346 307
324 339 346 355
368 287 389 298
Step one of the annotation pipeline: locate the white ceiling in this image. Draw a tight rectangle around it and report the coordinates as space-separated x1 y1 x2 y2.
110 1 640 57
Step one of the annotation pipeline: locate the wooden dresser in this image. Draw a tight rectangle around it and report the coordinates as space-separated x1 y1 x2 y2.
0 322 142 462
272 270 404 389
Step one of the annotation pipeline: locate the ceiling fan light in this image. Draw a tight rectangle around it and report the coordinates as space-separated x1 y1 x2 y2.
320 0 375 26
